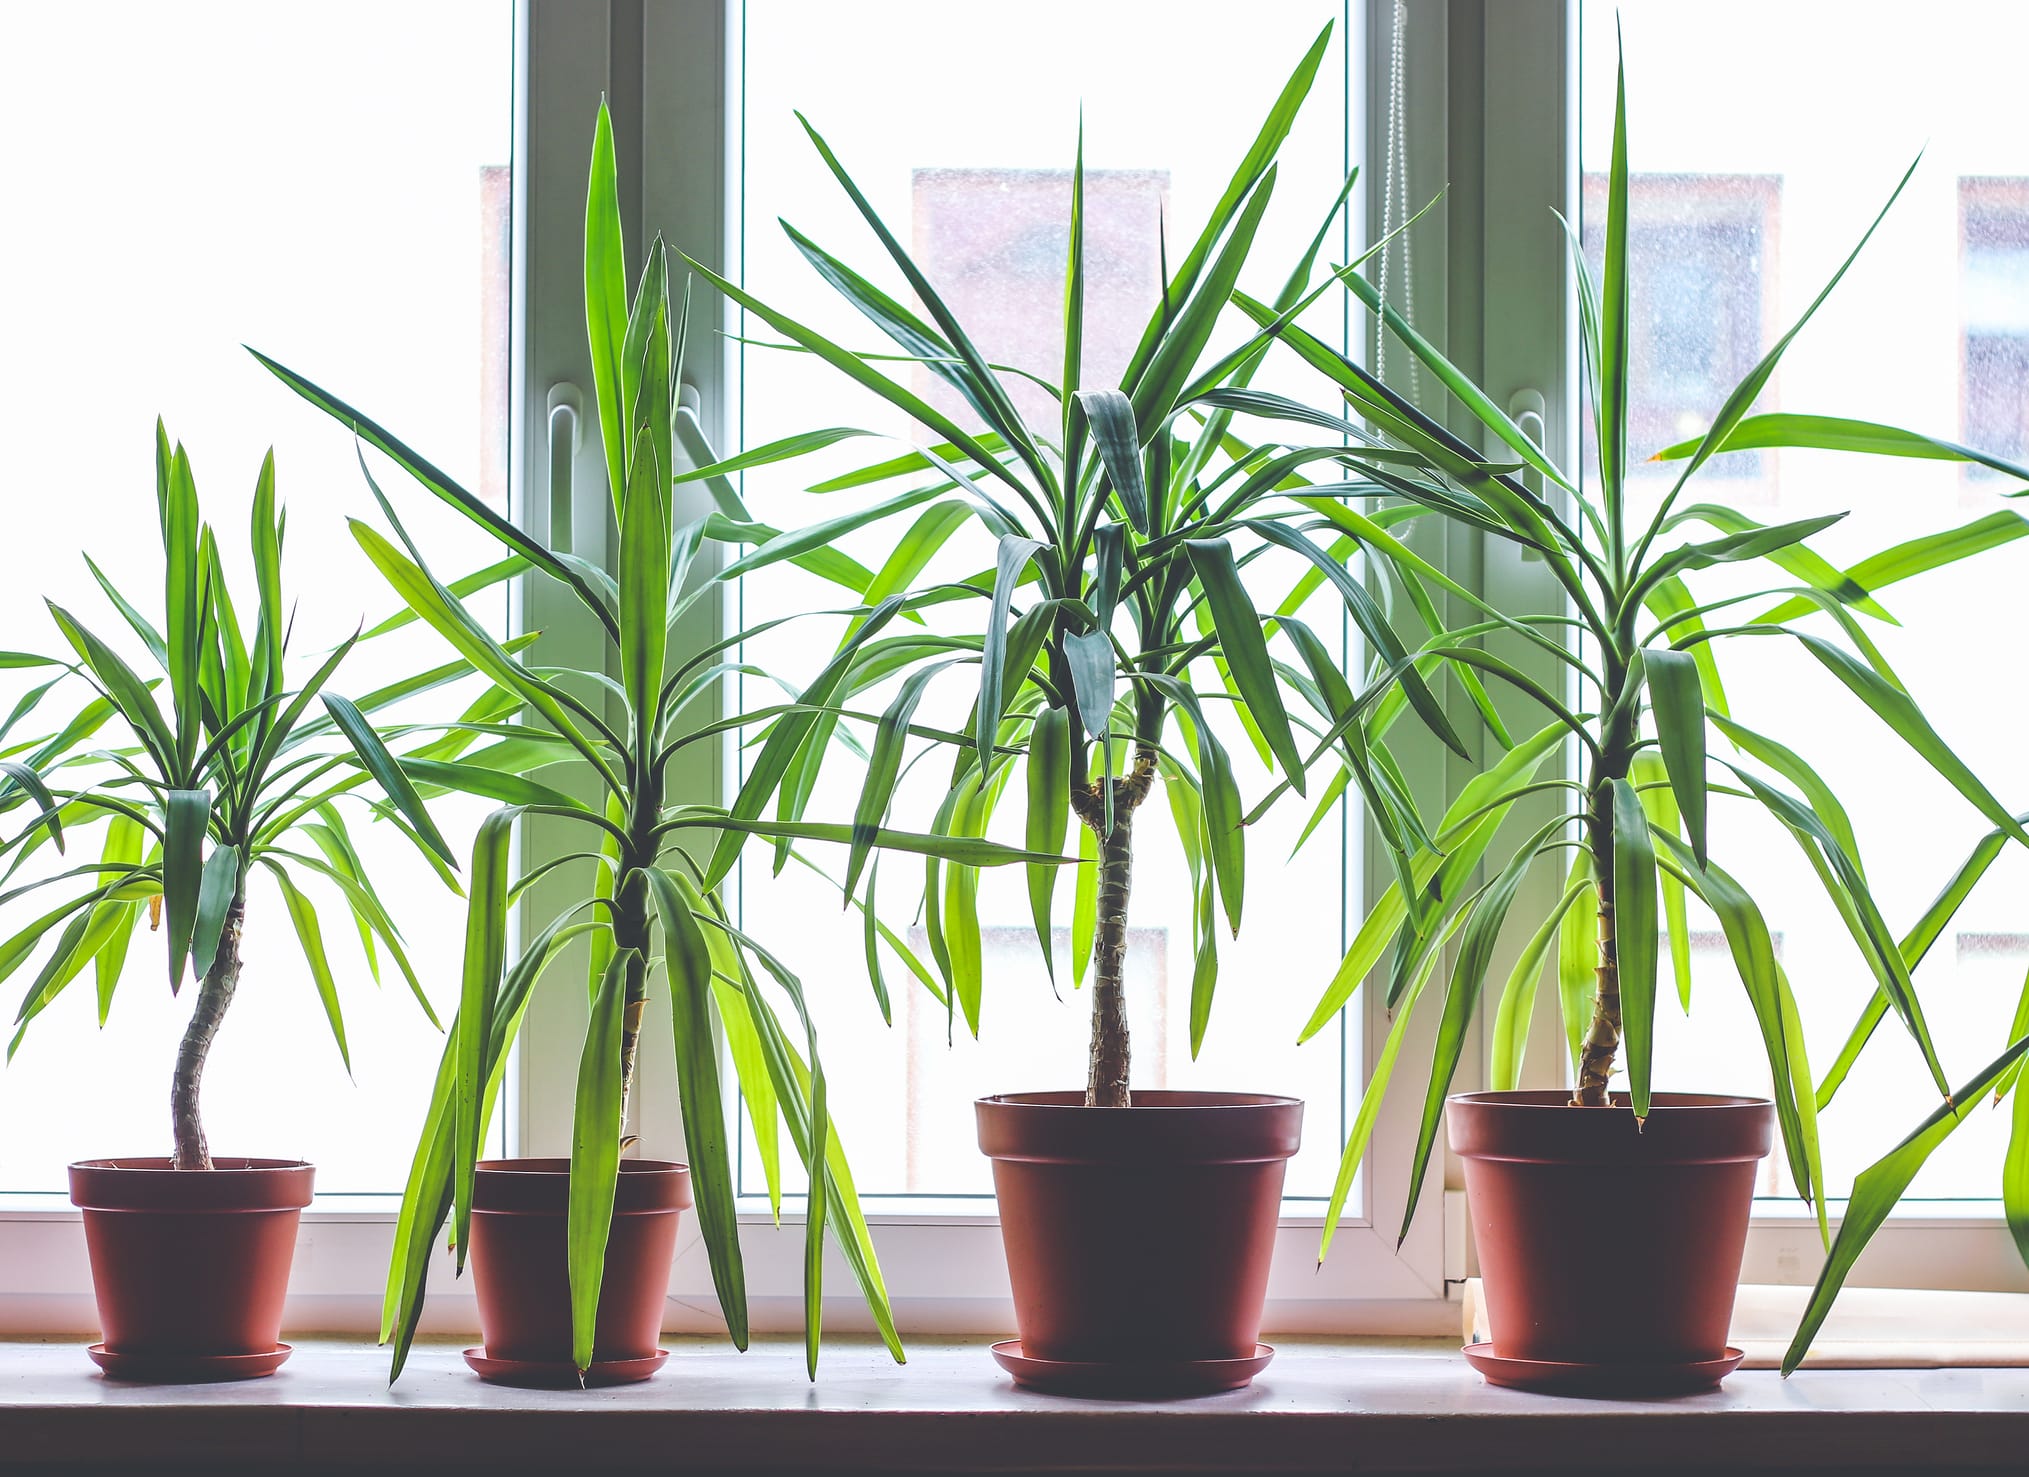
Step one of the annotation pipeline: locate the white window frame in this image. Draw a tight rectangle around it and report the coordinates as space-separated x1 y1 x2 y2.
2 0 2017 1342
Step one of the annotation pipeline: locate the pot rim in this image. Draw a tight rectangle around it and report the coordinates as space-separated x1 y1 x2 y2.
976 1090 1304 1165
68 1157 315 1213
977 1090 1303 1112
1447 1090 1774 1112
474 1157 691 1176
68 1157 313 1173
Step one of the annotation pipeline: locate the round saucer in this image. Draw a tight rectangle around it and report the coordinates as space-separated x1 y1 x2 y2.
461 1347 669 1387
87 1342 292 1382
1462 1341 1744 1395
989 1339 1273 1397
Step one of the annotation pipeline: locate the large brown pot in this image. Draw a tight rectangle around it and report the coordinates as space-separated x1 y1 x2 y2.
1449 1091 1772 1381
69 1157 314 1380
976 1091 1301 1391
465 1157 690 1383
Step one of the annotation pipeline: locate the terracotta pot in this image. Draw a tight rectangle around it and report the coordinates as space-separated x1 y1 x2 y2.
1448 1091 1773 1366
976 1091 1302 1369
69 1157 314 1378
467 1157 691 1371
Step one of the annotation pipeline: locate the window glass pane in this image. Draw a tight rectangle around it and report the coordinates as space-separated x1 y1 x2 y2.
734 0 1359 1205
0 1 514 1194
1580 0 2029 1202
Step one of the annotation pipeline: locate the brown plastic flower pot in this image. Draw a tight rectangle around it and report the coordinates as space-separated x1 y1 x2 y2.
976 1091 1302 1395
68 1157 315 1381
464 1157 691 1386
1448 1090 1773 1391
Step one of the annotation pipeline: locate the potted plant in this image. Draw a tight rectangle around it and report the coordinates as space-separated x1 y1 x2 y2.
1260 39 2029 1392
0 426 479 1380
672 20 1466 1396
256 101 1063 1385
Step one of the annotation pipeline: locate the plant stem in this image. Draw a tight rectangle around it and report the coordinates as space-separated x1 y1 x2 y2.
613 865 651 1134
1072 745 1158 1109
1573 648 1637 1107
171 891 245 1171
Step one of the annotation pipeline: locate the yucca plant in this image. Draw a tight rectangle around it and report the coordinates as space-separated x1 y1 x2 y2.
255 101 1066 1378
0 424 475 1169
1262 41 2029 1373
669 20 1477 1107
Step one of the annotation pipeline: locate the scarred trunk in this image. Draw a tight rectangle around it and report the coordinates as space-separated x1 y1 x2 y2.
171 893 245 1171
614 865 652 1134
1572 783 1621 1106
1073 746 1158 1109
1572 647 1637 1108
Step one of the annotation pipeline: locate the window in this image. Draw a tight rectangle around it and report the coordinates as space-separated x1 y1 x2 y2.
1962 177 2029 477
0 0 515 1199
1580 173 1780 492
6 0 2020 1339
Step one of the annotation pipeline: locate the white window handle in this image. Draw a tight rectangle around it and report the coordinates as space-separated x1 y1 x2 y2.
545 382 582 556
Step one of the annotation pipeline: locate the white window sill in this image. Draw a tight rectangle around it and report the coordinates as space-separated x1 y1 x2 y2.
1 1338 2027 1474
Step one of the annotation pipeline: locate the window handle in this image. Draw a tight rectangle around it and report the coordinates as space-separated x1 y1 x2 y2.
545 382 582 556
1508 389 1549 563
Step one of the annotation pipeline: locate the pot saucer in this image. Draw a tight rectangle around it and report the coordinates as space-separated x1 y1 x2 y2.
990 1339 1273 1397
1462 1342 1744 1395
87 1342 292 1382
462 1348 669 1388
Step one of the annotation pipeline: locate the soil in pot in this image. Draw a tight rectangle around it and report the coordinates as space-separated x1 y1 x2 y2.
976 1090 1302 1395
464 1157 691 1386
69 1157 315 1381
1448 1090 1773 1391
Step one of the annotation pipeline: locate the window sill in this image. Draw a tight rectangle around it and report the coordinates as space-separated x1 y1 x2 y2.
2 1338 2027 1475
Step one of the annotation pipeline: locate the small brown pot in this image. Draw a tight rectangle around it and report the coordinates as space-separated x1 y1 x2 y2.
466 1157 691 1381
69 1157 315 1380
1449 1091 1773 1379
976 1091 1301 1390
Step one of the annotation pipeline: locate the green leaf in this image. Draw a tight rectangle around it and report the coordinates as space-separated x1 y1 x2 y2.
1185 538 1305 795
268 861 347 1073
396 756 583 812
978 537 1046 775
1490 878 1592 1092
1402 822 1562 1243
162 789 211 993
190 845 240 979
253 355 619 643
1611 776 1659 1120
618 427 671 728
584 100 630 509
1598 38 1631 535
91 816 146 1025
645 869 747 1349
161 442 203 771
1025 705 1071 983
1075 389 1148 531
348 522 622 796
1645 649 1708 866
1655 411 2029 482
452 807 517 1268
568 946 632 1372
47 604 176 775
1061 630 1116 746
322 693 459 869
1758 510 2029 625
1792 632 2029 848
0 762 63 856
1317 902 1470 1265
1782 1034 2029 1375
1071 820 1099 989
1557 852 1597 1077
